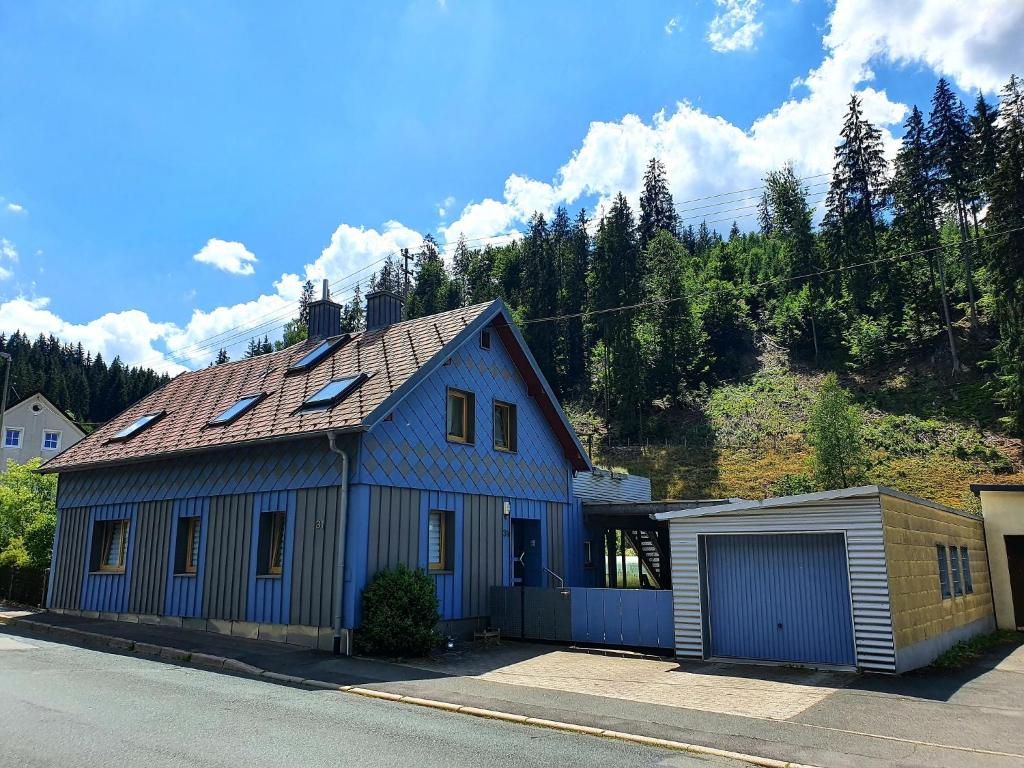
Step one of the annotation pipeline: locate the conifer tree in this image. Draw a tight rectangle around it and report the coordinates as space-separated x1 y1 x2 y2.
638 157 677 250
214 348 230 365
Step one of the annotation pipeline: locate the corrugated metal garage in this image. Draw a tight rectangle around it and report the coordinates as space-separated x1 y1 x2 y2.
655 486 995 673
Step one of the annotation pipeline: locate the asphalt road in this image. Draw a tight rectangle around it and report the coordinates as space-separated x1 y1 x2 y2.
0 630 744 768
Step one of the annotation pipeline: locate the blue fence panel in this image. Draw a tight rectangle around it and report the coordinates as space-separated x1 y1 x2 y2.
569 588 674 650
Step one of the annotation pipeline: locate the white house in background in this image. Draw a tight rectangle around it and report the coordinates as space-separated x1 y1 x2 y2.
2 392 85 467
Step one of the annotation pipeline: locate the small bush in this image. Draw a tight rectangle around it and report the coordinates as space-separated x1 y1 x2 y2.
770 472 817 497
358 564 439 658
931 630 1024 669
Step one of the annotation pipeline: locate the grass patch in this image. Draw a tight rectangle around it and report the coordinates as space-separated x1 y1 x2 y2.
930 630 1024 670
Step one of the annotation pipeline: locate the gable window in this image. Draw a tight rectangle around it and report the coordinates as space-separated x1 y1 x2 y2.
428 510 453 571
480 329 492 350
3 427 21 449
257 511 287 576
446 388 475 444
91 519 129 573
493 401 517 452
960 546 973 594
936 544 951 599
42 431 62 451
111 412 165 441
209 394 263 426
950 541 963 596
174 517 202 575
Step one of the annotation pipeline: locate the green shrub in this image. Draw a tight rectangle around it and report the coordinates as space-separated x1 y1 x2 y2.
770 473 817 497
358 564 439 657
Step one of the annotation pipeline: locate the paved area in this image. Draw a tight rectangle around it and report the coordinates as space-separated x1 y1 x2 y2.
0 629 736 768
5 611 1024 767
405 647 849 719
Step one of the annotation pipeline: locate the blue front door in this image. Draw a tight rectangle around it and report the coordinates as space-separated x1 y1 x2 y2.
703 533 856 666
512 519 542 587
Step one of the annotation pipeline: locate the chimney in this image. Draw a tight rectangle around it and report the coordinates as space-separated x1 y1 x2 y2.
365 290 404 331
307 279 342 340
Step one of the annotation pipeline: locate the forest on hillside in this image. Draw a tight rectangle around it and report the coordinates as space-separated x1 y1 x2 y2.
351 74 1024 444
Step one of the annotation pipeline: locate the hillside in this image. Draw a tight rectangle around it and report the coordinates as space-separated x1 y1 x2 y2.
572 343 1024 513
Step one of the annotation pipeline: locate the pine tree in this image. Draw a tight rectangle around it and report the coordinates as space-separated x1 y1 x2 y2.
450 234 471 308
890 105 959 366
638 157 677 250
214 348 230 365
341 283 365 332
406 235 452 319
985 75 1024 435
928 77 980 332
520 213 559 385
823 95 888 314
298 279 315 328
558 209 590 398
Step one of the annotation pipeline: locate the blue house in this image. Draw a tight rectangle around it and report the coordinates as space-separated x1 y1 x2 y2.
41 287 598 652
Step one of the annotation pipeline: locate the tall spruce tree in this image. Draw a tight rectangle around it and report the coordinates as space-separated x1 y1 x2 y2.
928 77 981 333
520 213 559 384
985 75 1024 435
638 157 678 250
823 95 888 314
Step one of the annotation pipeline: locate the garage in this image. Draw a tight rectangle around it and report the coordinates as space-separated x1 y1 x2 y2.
655 486 995 673
702 533 856 666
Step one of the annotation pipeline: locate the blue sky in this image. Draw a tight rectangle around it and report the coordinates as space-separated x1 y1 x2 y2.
1 1 1021 372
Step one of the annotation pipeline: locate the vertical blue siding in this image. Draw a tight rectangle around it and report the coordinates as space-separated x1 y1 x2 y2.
165 497 209 618
568 589 674 649
704 533 856 666
418 490 464 621
247 490 296 624
343 483 371 629
80 503 138 613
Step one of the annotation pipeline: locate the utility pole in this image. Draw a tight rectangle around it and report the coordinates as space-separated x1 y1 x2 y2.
0 352 11 473
401 248 413 303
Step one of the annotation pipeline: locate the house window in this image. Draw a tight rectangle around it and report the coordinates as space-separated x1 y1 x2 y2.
3 427 22 448
257 511 287 576
583 540 593 567
174 517 202 575
446 388 475 444
42 431 61 451
91 520 129 573
960 546 973 594
936 544 951 599
493 401 517 452
950 541 963 596
480 329 492 350
428 510 453 571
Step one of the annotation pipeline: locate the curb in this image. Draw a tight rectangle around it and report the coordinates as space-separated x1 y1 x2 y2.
7 616 815 768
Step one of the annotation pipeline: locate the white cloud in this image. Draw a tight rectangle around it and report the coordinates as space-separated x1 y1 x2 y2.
0 295 187 375
192 238 258 275
1 238 18 263
437 195 456 219
707 0 763 53
0 266 11 281
6 203 25 214
665 16 680 35
824 0 1024 94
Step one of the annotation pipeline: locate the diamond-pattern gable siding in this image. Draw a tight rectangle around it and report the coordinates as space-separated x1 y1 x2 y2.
359 327 571 503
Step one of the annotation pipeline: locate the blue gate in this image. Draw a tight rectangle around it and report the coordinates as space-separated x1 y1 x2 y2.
703 533 856 666
569 588 674 650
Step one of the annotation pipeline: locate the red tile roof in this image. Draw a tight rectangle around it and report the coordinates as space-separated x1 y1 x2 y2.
42 302 494 473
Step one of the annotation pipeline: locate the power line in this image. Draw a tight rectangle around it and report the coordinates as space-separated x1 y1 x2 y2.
521 224 1024 325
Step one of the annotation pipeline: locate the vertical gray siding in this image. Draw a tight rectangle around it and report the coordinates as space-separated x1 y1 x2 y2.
50 507 89 609
290 486 340 627
128 500 173 615
547 501 565 586
203 494 253 621
461 495 504 617
667 496 896 672
366 486 421 576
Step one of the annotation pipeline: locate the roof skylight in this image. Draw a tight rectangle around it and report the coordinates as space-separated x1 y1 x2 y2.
209 394 263 426
301 374 367 410
288 336 348 372
110 412 165 441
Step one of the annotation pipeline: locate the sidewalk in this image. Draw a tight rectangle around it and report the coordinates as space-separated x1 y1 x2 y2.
4 610 1022 768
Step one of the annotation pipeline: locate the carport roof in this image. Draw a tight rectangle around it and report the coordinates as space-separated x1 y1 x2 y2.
652 485 971 521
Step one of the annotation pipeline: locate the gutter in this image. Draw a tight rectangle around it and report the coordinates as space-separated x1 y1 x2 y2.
327 430 351 656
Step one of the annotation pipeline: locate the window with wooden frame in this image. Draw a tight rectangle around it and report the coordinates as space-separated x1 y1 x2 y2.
257 511 287 576
174 517 202 575
91 519 129 573
493 400 517 452
446 388 475 444
428 510 453 572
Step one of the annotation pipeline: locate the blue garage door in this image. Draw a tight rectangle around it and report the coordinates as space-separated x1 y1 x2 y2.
704 533 856 666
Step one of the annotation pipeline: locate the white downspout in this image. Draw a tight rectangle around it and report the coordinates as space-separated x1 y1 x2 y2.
328 431 350 655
